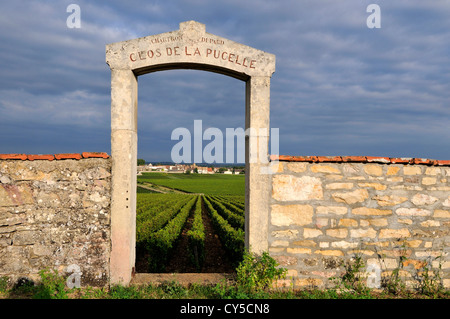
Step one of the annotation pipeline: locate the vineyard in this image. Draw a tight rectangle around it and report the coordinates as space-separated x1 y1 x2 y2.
135 173 246 273
137 172 245 195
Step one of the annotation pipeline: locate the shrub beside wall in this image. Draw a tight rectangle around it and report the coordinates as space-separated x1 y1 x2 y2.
0 153 111 287
270 156 450 290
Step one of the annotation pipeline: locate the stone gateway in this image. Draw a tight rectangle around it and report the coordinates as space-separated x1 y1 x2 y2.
106 21 276 285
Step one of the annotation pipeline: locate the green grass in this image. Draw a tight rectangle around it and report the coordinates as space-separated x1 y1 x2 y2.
138 172 245 196
2 273 448 300
2 253 449 299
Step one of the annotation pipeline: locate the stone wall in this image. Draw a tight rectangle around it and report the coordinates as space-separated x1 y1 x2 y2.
269 156 450 290
0 153 111 287
1 151 449 291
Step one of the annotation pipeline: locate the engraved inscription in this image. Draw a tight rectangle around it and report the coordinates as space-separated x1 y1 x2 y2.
200 37 225 45
149 35 183 44
129 44 256 69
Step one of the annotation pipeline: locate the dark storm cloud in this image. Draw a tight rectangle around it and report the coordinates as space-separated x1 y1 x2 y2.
0 0 448 161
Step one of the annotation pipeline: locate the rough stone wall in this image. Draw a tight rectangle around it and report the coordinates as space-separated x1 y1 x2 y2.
1 151 449 291
0 153 111 287
269 156 450 290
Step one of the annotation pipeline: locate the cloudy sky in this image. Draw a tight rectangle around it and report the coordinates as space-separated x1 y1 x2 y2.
0 0 449 163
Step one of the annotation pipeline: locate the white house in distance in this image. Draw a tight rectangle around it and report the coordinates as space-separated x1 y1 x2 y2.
197 166 215 174
137 163 225 174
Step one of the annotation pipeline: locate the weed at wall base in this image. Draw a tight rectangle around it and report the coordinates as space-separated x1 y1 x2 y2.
330 254 372 297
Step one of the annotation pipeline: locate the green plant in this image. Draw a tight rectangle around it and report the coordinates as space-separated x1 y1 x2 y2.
235 250 287 294
206 195 245 230
212 281 256 299
10 277 35 296
203 196 244 265
159 280 188 298
383 261 407 295
212 250 287 299
332 254 371 296
0 276 9 293
78 286 109 299
109 284 144 299
379 243 408 295
33 268 69 299
136 194 192 247
414 254 444 297
147 196 197 271
186 197 205 270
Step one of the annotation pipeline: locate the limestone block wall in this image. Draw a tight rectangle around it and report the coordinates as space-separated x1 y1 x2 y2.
1 150 449 291
0 153 111 287
269 155 450 290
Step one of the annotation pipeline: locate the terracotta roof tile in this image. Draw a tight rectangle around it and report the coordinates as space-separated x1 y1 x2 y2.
0 154 28 160
54 153 83 160
436 160 450 166
317 156 342 163
0 153 110 161
270 155 450 166
27 154 55 161
388 158 411 164
366 156 391 164
82 152 110 159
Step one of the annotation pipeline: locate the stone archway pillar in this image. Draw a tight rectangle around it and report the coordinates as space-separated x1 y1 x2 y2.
245 76 271 254
106 21 275 285
110 69 138 284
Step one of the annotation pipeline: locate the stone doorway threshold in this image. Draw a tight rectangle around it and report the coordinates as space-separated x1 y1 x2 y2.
131 273 235 286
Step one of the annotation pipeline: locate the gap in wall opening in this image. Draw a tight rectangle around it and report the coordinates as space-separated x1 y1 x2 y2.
135 69 246 275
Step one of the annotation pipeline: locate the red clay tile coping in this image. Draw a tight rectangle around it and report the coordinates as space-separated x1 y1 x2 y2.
0 153 447 166
270 155 450 166
0 152 109 161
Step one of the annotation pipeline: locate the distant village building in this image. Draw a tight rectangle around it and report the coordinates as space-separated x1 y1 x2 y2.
197 166 215 174
137 163 153 173
137 162 222 174
168 164 185 173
